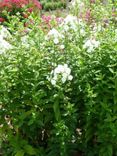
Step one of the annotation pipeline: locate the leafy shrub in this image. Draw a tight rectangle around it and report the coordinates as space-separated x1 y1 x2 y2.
0 1 117 156
0 16 77 156
41 1 66 11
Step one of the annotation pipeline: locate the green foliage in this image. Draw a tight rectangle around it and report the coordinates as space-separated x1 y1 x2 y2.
0 1 117 156
0 16 77 156
41 1 66 11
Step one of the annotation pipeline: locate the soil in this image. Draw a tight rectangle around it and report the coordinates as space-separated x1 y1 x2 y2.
72 152 83 156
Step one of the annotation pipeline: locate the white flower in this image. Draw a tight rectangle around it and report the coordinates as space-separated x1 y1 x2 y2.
83 38 100 52
53 75 58 81
80 29 85 36
21 36 28 44
53 38 59 44
49 64 73 85
0 26 12 39
68 75 73 81
93 24 102 33
70 0 85 11
48 28 63 39
47 28 64 44
21 35 35 48
48 28 59 37
64 64 68 68
60 45 65 50
54 65 64 74
62 76 67 83
64 67 71 75
64 15 78 24
62 72 68 79
0 36 12 54
93 40 100 48
51 79 56 85
63 25 69 31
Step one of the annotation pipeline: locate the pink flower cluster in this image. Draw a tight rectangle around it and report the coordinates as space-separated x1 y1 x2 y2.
0 0 42 23
41 15 63 30
0 0 42 9
0 0 28 9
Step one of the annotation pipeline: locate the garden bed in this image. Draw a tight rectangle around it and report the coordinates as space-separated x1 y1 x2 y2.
0 0 117 156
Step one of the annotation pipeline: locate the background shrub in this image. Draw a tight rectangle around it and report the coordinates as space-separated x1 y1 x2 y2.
0 0 42 24
41 0 66 11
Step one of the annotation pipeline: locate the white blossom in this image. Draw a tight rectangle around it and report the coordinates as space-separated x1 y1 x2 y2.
60 45 65 50
21 35 28 42
0 26 12 39
63 25 69 32
47 28 63 39
68 75 73 81
53 38 59 44
21 35 35 48
61 76 67 83
0 26 13 54
64 15 78 25
62 15 78 32
51 79 56 85
83 38 100 52
70 0 85 14
80 29 86 36
46 28 64 44
0 36 12 54
64 65 71 75
49 64 73 85
54 64 65 74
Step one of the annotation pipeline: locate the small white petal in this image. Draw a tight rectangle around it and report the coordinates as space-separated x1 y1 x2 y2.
51 79 56 85
64 64 68 68
62 77 67 83
53 75 58 80
65 68 71 75
68 75 73 81
60 45 65 50
53 38 59 44
54 65 64 74
62 73 68 79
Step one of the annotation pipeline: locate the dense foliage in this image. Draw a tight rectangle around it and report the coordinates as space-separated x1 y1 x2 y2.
40 0 66 11
0 0 117 155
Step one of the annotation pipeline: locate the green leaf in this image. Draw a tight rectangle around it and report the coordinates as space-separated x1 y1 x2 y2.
53 98 61 121
15 150 25 156
24 145 36 155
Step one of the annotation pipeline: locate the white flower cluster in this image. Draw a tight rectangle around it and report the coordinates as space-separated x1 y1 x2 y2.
59 15 86 38
83 38 100 52
46 15 86 45
21 30 35 48
70 0 85 15
49 64 73 86
0 26 11 39
60 15 78 32
46 28 64 44
21 35 30 48
0 26 12 54
70 0 84 8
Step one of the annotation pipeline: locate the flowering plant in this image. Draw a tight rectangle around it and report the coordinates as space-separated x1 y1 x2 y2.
0 1 117 156
0 0 42 23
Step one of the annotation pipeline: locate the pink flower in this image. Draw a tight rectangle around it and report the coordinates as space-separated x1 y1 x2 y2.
0 17 5 23
27 7 33 13
56 17 63 24
90 0 96 3
32 0 42 10
85 9 91 21
42 15 52 23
